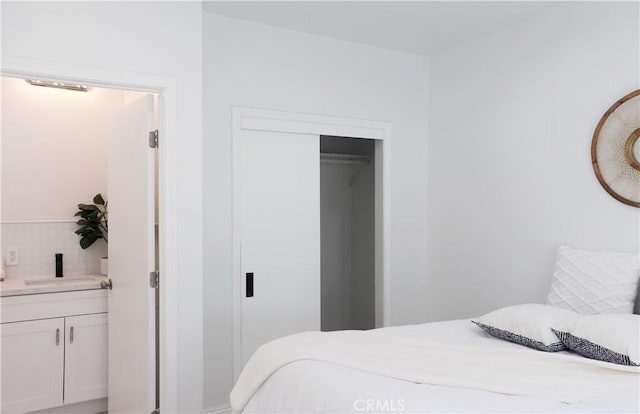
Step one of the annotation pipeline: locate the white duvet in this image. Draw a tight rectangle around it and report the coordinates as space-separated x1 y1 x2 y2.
232 319 640 413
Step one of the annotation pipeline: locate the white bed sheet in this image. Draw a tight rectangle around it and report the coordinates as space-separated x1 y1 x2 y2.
243 319 640 413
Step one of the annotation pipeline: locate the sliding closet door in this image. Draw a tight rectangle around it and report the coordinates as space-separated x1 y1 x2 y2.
239 130 321 367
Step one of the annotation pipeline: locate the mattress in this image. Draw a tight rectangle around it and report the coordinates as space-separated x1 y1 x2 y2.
238 319 640 413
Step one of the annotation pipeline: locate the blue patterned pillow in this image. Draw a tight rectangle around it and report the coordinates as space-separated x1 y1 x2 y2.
472 304 580 352
551 329 638 366
474 321 566 352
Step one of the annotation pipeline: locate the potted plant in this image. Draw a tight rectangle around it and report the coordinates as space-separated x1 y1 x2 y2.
75 193 108 274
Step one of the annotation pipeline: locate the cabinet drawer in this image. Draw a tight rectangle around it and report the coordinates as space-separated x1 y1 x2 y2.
0 290 107 323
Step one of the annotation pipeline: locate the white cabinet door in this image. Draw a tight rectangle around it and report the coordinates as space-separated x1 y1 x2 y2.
64 313 108 404
0 318 64 413
107 94 156 413
239 129 321 367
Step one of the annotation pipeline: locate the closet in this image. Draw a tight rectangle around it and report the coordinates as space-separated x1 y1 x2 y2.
320 136 375 332
236 125 378 369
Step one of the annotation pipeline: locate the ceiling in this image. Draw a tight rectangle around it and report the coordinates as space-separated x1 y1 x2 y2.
202 1 568 55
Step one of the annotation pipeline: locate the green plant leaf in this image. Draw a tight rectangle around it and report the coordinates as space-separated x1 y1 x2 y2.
75 194 107 248
80 233 99 249
93 193 105 205
77 204 99 212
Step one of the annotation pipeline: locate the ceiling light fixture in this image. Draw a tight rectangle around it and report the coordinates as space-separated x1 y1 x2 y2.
25 79 90 92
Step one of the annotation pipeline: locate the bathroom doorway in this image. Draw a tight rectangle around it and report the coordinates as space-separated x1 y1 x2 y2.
0 73 162 413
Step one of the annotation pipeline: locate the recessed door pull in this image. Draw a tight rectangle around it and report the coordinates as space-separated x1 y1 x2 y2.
55 328 60 346
246 273 254 297
70 326 74 344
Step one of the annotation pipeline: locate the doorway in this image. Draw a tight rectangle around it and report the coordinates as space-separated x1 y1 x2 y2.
0 74 161 413
320 136 376 331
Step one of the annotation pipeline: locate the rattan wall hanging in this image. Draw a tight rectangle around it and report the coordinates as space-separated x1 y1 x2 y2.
592 89 640 207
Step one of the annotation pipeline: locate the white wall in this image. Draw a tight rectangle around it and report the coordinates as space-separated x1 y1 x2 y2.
426 2 640 322
1 77 121 221
1 2 203 412
203 13 429 410
1 76 118 279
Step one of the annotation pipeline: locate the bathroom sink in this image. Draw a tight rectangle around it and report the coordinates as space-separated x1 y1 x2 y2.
24 276 100 286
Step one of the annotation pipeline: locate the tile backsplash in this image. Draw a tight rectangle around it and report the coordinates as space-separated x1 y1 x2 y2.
1 222 107 279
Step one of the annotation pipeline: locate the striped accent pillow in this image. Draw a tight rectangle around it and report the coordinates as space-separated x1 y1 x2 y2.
551 314 639 366
474 321 566 352
552 329 638 366
472 304 580 352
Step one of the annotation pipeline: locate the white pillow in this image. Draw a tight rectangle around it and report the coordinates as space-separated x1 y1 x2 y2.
546 246 640 315
472 304 580 352
551 314 640 366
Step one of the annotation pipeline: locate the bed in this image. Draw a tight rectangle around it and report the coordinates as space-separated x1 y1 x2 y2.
232 320 640 413
231 246 640 413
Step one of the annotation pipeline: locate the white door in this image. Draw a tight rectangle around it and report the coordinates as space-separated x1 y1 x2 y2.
0 318 65 413
239 130 321 367
107 95 156 413
64 313 109 404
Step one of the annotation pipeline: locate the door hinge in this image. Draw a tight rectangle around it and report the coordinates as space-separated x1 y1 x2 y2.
150 271 159 288
149 129 159 148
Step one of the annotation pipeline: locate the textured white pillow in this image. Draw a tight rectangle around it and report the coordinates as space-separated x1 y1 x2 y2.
552 314 640 366
546 246 640 315
472 304 580 351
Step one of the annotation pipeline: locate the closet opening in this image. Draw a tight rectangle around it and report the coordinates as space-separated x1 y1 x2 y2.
320 135 376 331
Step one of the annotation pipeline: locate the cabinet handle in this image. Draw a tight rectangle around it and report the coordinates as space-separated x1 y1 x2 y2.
56 328 60 346
70 326 74 344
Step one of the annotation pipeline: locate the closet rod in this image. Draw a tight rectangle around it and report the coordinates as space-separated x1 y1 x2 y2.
320 153 369 165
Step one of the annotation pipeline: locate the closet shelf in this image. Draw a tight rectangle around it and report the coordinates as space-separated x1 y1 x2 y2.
320 153 369 165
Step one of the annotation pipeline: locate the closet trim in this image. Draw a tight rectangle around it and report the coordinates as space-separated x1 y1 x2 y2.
231 106 392 381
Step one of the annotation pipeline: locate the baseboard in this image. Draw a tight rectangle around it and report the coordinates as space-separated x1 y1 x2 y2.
29 398 107 414
203 405 231 414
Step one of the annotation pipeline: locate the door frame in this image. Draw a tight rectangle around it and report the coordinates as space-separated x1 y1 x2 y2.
231 106 392 379
1 56 179 413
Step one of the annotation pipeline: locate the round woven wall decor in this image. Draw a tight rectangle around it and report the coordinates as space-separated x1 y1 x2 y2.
592 89 640 207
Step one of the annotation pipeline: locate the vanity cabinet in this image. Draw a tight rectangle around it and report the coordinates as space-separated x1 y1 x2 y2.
64 313 108 405
0 290 107 413
1 318 65 412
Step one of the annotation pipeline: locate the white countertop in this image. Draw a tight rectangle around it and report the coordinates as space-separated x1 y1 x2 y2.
0 275 108 297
